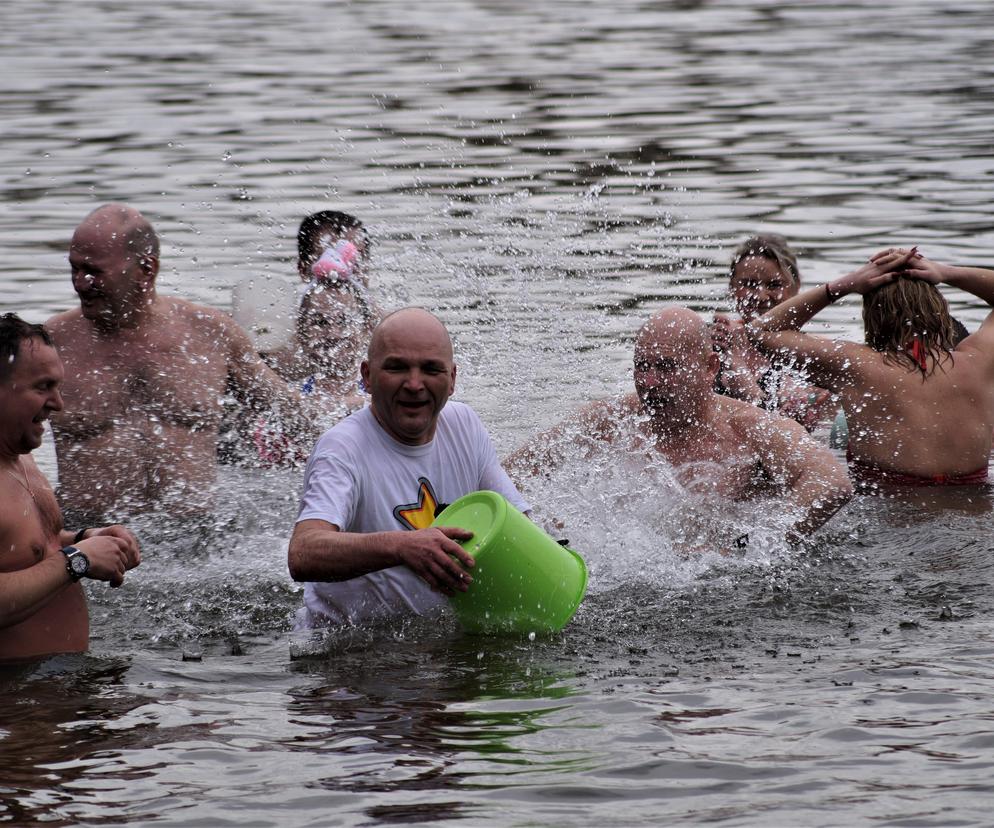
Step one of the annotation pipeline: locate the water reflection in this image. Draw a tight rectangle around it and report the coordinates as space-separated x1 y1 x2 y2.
287 632 585 821
0 655 155 825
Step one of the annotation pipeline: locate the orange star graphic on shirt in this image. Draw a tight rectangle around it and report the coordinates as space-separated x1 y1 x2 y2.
393 477 441 530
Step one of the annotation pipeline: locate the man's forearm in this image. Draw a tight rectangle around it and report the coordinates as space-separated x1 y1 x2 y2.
787 473 853 544
288 526 401 582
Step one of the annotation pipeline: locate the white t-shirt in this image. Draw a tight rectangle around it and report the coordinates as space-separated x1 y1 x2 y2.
295 401 529 627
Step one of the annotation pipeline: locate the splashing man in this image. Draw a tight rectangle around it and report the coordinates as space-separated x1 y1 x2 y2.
507 307 853 548
288 308 529 627
46 203 312 520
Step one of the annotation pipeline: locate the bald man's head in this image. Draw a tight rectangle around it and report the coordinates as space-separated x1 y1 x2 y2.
635 307 712 362
69 203 160 325
76 203 160 263
367 307 453 364
633 307 718 416
361 307 457 445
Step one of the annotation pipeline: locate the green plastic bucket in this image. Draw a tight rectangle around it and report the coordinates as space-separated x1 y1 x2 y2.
432 491 588 635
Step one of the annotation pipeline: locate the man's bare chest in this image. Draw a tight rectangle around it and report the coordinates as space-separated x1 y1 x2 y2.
60 335 229 422
0 482 62 572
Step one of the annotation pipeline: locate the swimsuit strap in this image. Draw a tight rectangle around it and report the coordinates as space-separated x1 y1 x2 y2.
908 339 929 372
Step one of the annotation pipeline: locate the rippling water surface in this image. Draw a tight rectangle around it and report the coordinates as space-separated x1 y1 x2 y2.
3 1 994 825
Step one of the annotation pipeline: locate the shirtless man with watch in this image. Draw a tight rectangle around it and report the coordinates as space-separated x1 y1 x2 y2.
46 204 310 519
0 314 140 661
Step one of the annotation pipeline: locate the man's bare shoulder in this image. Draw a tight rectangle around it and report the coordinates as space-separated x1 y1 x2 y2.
45 307 86 340
719 393 805 443
160 296 231 329
159 297 251 348
717 393 765 424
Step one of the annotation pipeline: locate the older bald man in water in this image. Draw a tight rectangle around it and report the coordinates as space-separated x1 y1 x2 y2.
46 203 306 520
507 307 853 547
288 307 530 628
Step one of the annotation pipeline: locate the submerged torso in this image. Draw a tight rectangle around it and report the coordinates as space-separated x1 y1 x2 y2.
0 457 87 661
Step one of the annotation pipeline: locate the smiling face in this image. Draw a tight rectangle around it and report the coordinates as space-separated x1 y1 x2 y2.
0 337 65 457
361 309 456 445
68 206 158 326
729 255 799 322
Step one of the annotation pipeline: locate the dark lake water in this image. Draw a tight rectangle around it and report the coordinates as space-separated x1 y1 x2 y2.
3 0 994 825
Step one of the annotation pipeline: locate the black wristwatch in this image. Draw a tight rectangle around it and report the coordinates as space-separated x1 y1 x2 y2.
61 546 90 581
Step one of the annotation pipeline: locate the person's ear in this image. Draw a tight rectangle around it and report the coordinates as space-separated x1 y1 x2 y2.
138 254 159 285
448 364 457 398
360 360 371 386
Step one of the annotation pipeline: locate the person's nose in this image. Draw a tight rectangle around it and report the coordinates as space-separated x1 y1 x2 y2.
402 370 425 394
48 387 65 413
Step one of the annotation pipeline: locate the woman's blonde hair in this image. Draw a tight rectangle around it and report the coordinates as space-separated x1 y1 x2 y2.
729 234 801 287
862 278 956 376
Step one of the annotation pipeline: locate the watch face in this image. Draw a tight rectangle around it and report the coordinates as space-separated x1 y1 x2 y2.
69 553 89 577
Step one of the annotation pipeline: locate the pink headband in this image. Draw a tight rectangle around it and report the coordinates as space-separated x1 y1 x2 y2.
311 239 360 286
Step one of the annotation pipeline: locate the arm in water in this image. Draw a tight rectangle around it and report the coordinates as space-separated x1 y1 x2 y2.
503 398 622 483
288 519 476 596
221 309 321 438
746 410 853 545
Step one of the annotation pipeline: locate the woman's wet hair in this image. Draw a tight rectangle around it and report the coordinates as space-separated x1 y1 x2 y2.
297 211 369 272
0 313 53 381
862 277 957 376
729 234 801 287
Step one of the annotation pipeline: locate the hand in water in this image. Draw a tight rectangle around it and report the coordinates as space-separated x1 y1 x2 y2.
780 382 833 431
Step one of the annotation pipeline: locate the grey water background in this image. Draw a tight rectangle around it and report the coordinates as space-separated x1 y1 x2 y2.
3 0 994 825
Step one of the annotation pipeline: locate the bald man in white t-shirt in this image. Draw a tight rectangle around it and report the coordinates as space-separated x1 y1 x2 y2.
288 308 528 627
